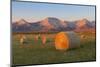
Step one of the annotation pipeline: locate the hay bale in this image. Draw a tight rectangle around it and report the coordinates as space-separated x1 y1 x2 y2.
80 35 86 39
41 34 47 45
20 34 26 44
34 35 39 42
55 31 80 51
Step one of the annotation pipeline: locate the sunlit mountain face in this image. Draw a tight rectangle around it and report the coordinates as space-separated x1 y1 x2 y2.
12 17 95 32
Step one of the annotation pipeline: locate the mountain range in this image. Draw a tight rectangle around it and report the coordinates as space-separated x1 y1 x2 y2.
12 17 95 32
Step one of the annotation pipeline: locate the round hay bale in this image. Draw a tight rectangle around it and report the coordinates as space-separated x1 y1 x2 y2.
34 35 39 42
55 31 80 51
20 34 26 44
80 35 86 39
41 34 47 45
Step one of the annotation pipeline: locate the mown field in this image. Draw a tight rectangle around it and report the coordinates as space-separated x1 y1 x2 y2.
12 31 96 66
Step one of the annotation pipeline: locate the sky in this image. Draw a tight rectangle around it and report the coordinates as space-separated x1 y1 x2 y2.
12 1 95 22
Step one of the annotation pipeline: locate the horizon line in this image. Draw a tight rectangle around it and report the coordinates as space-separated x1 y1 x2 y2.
12 17 95 23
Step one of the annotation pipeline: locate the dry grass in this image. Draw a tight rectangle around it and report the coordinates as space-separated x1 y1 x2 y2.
12 31 96 65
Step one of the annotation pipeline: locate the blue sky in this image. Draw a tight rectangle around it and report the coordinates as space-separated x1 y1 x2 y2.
12 1 95 22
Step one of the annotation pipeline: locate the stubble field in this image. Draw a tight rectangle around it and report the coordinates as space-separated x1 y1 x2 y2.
12 31 96 65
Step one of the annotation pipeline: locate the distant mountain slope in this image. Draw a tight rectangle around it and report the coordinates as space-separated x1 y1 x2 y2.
12 17 95 32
